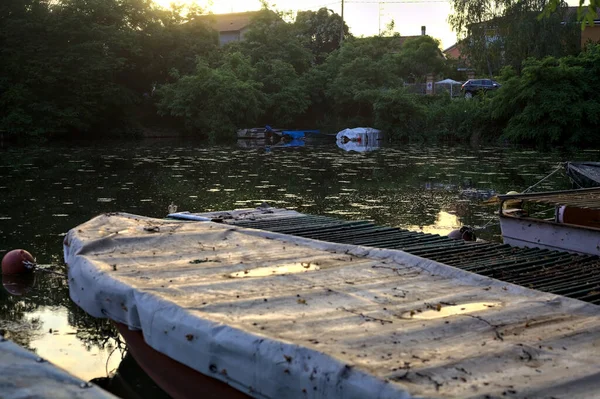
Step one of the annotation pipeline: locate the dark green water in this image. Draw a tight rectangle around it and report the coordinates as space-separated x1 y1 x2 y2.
0 138 597 397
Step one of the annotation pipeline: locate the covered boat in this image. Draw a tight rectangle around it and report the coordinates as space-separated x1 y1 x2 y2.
565 162 600 188
498 187 600 255
336 127 381 143
64 210 600 399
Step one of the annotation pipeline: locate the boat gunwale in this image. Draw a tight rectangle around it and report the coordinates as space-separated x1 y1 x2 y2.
497 186 600 201
499 212 600 234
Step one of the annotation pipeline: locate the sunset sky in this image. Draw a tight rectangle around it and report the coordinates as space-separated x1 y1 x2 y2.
155 0 457 49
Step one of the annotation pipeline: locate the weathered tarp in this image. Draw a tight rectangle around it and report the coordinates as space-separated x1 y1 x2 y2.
64 213 600 399
336 127 381 142
0 336 117 399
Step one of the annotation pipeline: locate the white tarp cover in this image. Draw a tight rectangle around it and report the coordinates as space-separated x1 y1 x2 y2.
0 336 117 399
336 127 382 142
64 213 600 399
434 79 461 85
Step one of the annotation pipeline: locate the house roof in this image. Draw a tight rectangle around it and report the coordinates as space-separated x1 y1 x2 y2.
443 43 458 53
193 11 262 33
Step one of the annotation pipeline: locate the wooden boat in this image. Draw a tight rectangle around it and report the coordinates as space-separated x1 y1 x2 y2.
63 209 600 399
565 161 600 188
236 127 276 140
498 187 600 255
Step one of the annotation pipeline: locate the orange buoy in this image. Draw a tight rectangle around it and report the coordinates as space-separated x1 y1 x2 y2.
1 249 35 275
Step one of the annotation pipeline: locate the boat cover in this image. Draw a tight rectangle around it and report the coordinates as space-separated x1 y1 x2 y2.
64 213 600 399
336 127 381 142
0 335 117 399
565 162 600 188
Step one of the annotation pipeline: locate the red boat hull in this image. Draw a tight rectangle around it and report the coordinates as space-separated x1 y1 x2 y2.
114 322 249 399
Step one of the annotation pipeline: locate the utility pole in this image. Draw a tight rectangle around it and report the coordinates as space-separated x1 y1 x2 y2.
340 0 345 45
378 2 382 35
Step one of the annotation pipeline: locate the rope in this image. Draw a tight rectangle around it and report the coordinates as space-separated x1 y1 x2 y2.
523 163 565 194
475 218 499 231
22 261 68 277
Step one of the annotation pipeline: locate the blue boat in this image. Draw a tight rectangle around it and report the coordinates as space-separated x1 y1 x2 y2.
280 129 320 139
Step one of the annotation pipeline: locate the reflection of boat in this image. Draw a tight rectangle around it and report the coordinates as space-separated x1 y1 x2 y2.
90 351 172 399
236 139 270 149
1 273 36 296
565 162 600 188
336 139 381 152
498 187 600 255
272 138 305 148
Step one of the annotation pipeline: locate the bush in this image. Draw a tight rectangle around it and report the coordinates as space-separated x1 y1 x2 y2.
491 45 600 147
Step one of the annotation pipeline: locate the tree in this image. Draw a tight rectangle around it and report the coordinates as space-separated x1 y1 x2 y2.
490 45 600 146
294 8 350 64
231 8 313 75
314 37 404 125
0 0 139 137
155 53 265 140
542 0 600 26
253 60 310 126
395 36 447 82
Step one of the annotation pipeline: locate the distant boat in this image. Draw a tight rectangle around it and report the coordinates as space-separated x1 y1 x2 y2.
237 127 281 139
336 127 382 143
279 129 320 140
498 187 600 255
565 162 600 188
237 127 319 140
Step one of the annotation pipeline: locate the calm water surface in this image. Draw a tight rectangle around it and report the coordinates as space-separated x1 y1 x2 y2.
0 138 597 397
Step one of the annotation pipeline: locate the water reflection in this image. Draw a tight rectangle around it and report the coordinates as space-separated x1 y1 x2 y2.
0 139 596 396
405 211 460 236
0 271 121 380
25 307 121 381
91 352 171 399
336 138 383 152
2 273 36 296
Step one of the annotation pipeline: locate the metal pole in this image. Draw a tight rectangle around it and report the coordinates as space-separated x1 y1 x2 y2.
340 0 345 44
378 2 381 35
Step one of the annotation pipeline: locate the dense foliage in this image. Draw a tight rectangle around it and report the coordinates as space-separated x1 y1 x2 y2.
1 0 599 146
491 46 600 146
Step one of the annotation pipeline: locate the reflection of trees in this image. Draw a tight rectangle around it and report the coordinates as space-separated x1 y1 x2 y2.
68 307 119 350
0 275 42 349
0 270 119 350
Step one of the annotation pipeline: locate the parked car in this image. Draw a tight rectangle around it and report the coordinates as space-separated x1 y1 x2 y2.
461 79 501 98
